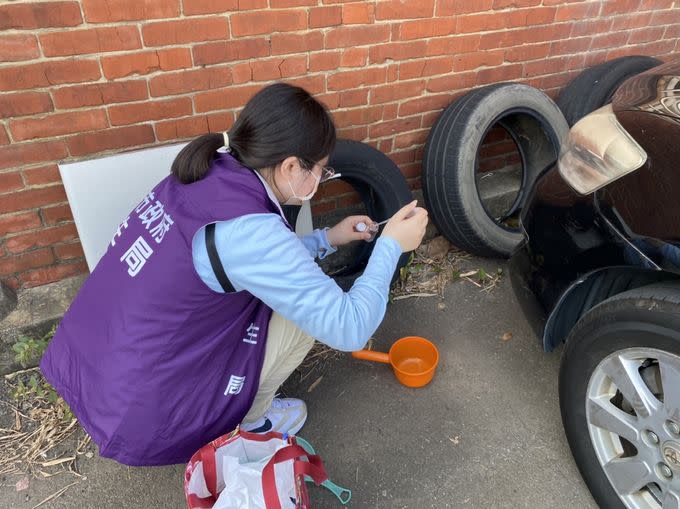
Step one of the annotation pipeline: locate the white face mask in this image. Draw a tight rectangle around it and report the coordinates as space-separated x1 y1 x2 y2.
285 171 320 204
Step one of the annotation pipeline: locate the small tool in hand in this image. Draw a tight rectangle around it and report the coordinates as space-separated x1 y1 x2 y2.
355 208 418 241
354 218 388 242
354 218 389 233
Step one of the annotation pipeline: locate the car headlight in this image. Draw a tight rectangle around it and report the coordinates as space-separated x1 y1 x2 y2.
558 104 647 195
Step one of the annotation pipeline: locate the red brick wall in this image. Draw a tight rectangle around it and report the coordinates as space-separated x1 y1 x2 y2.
0 0 678 289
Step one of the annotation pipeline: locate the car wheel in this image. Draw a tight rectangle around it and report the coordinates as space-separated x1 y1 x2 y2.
560 282 680 509
557 56 662 126
284 139 413 289
423 83 568 257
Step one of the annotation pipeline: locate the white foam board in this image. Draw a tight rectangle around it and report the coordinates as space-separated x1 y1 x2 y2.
59 143 187 271
59 143 313 272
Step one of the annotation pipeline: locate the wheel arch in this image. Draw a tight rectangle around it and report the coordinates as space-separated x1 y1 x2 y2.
544 266 680 351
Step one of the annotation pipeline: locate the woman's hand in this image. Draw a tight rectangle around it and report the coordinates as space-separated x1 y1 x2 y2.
326 215 375 247
381 200 428 253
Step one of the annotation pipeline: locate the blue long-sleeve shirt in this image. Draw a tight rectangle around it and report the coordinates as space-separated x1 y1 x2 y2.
191 177 402 351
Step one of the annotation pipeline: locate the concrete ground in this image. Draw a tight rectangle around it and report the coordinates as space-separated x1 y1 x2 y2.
1 256 596 509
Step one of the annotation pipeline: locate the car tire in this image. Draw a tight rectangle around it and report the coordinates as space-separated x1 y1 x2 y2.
284 139 412 289
559 282 680 509
423 83 568 258
557 55 662 126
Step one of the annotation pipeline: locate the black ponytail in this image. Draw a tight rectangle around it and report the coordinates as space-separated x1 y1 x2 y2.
171 83 336 184
170 133 223 184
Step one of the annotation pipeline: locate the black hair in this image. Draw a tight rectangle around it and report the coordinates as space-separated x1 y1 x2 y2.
171 83 336 184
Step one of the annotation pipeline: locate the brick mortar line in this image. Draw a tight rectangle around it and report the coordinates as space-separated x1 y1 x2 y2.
95 51 110 137
4 205 73 220
8 99 419 138
0 42 656 151
2 119 205 151
0 207 67 224
0 5 673 39
0 57 626 154
0 38 671 79
56 57 591 108
51 137 164 164
3 8 673 38
0 175 64 190
0 19 675 70
0 45 632 115
0 164 58 175
2 138 165 171
1 120 14 145
1 224 77 245
6 258 85 275
0 21 675 179
1 69 371 114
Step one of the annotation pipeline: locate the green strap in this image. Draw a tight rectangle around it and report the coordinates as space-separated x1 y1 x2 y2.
295 436 352 505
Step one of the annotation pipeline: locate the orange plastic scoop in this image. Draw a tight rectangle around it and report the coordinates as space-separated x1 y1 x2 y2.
351 336 439 388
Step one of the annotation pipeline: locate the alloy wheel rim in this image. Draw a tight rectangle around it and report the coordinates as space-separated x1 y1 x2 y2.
587 347 680 509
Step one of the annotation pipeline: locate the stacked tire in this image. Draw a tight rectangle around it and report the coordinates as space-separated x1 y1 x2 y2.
422 57 660 259
557 55 661 126
423 83 568 258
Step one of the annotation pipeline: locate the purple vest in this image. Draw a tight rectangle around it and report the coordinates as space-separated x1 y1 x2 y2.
41 153 288 466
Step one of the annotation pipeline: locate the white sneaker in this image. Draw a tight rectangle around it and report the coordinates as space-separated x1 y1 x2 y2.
241 398 307 435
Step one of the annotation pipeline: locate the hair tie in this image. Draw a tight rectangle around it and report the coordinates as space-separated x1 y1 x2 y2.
223 131 230 149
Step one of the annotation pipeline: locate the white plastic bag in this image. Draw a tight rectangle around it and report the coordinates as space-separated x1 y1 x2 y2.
185 429 327 509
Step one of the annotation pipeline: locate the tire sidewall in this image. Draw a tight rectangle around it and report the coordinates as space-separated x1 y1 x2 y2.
446 85 567 255
560 301 680 509
329 139 411 218
325 139 413 282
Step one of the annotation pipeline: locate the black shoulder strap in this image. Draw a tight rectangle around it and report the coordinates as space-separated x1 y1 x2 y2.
205 223 236 294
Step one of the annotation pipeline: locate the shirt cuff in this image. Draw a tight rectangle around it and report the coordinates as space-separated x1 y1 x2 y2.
375 236 402 259
317 227 338 260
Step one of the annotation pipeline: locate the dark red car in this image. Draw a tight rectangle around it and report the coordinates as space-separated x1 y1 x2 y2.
511 59 680 508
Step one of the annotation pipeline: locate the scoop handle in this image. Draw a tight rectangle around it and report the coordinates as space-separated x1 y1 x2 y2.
351 350 390 364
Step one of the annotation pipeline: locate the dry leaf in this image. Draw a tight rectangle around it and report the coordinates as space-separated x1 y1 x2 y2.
448 435 460 445
415 244 429 258
307 376 323 393
392 293 437 301
40 456 75 467
391 244 465 300
501 332 513 342
30 480 80 509
426 236 451 260
437 302 446 310
1 371 82 479
463 276 482 288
